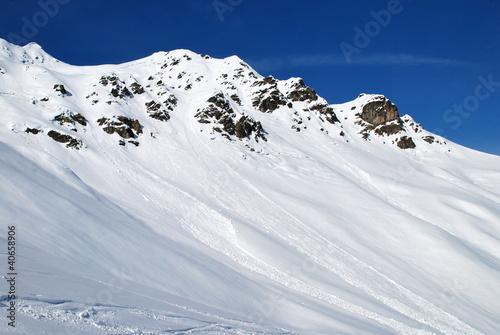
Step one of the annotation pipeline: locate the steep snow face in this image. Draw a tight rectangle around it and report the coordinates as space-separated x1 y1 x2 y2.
0 39 499 335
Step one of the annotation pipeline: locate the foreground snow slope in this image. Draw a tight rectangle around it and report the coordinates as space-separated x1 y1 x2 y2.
0 39 499 334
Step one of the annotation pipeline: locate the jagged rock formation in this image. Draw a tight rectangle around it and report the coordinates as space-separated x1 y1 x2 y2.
2 40 448 154
251 76 288 113
284 78 319 102
97 116 143 140
53 84 70 96
25 127 40 134
145 99 171 122
54 112 88 127
361 99 399 126
195 92 267 142
311 103 340 124
397 136 416 149
47 130 82 149
355 96 404 135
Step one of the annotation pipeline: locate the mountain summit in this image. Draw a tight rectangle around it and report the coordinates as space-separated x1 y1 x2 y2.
1 40 499 335
0 39 443 153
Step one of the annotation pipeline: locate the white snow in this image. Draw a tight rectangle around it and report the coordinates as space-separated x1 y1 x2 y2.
0 39 499 335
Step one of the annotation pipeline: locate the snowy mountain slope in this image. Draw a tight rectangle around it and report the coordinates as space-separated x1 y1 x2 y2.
0 39 499 335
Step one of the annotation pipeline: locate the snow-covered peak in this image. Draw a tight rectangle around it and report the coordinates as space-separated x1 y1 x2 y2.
0 38 55 64
0 40 453 155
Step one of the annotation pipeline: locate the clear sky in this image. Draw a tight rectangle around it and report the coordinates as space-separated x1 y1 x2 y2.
1 0 499 155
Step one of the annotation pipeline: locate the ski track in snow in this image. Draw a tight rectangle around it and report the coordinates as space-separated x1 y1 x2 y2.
178 128 484 335
90 128 422 334
303 139 500 265
11 296 293 335
108 135 483 333
50 103 485 335
229 180 483 335
87 145 471 334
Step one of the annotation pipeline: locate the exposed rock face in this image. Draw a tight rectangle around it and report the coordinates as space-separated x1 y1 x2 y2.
354 97 408 140
422 136 435 144
397 136 416 149
145 100 171 122
251 76 288 113
118 116 142 135
47 130 82 149
234 115 266 141
130 82 145 95
97 116 143 139
25 127 40 134
195 93 237 137
195 92 234 123
54 112 88 126
230 94 242 105
163 94 178 111
286 79 319 102
54 84 70 96
195 93 267 142
310 103 339 124
99 75 147 99
361 99 399 127
375 123 403 136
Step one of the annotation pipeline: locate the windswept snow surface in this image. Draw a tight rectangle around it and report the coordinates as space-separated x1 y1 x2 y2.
0 39 499 334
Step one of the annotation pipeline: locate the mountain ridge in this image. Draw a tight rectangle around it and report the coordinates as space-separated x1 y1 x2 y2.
0 38 451 155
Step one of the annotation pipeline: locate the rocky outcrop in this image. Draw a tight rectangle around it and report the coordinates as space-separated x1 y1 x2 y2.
145 94 177 122
230 94 242 105
163 94 178 111
285 79 319 102
195 93 267 142
374 123 403 136
25 127 40 134
251 76 288 113
54 84 70 96
310 103 339 124
146 100 169 122
234 115 266 141
54 112 88 127
360 99 399 127
0 43 450 156
195 93 236 135
422 136 435 144
354 97 406 138
351 96 421 149
97 116 143 139
397 136 416 149
130 82 145 95
99 75 136 99
47 130 82 149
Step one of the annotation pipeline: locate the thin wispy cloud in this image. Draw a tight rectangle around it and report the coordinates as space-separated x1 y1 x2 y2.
249 53 475 72
354 54 475 67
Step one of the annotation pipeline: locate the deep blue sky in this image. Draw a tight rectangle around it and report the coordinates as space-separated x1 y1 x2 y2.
1 0 499 155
